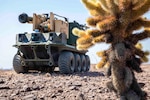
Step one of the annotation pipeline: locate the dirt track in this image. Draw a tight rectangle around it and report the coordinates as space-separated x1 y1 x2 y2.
0 65 149 100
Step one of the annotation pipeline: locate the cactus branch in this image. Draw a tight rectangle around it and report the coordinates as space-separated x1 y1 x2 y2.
77 43 93 50
81 0 107 16
76 35 93 45
131 0 150 21
86 29 104 37
97 0 110 13
96 16 117 32
129 29 150 44
86 16 104 27
126 18 150 35
106 0 119 15
72 28 86 37
132 0 146 10
96 56 107 69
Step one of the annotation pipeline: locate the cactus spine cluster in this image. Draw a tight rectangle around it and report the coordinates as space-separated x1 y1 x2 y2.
73 0 150 99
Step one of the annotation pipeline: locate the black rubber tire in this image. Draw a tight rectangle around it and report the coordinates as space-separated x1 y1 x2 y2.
85 55 90 71
58 51 75 74
74 54 81 72
80 55 86 72
13 54 28 73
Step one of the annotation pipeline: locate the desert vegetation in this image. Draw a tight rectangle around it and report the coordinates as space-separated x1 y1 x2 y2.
73 0 150 99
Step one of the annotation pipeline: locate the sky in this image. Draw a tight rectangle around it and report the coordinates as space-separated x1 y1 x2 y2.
0 0 150 69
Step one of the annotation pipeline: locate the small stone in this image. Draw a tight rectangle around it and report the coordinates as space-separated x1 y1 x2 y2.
104 88 109 92
39 94 45 100
76 93 85 100
0 79 5 84
32 85 40 90
57 89 63 93
22 85 31 92
51 93 57 98
10 90 19 97
22 94 36 100
45 73 51 77
0 85 10 89
82 76 88 81
69 86 77 90
72 82 82 87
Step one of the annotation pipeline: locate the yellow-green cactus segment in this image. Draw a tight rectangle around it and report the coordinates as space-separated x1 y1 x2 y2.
81 0 106 16
135 43 143 50
72 28 86 37
96 16 117 32
95 56 107 69
76 35 93 45
86 16 104 27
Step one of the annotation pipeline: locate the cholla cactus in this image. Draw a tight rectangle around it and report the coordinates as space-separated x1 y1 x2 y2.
73 0 150 66
73 0 150 99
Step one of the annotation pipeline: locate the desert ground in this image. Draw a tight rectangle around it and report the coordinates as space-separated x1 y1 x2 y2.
0 64 149 100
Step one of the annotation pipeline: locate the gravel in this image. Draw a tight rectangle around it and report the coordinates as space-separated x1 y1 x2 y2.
0 64 149 100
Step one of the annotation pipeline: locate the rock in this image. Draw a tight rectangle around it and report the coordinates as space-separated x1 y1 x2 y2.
22 85 31 92
0 85 10 89
69 86 78 90
57 89 63 93
22 94 36 100
51 93 57 98
10 90 19 97
32 85 40 90
82 76 88 82
68 81 82 87
0 79 5 84
45 73 51 77
0 65 149 100
76 93 85 100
